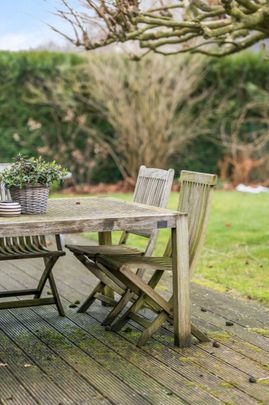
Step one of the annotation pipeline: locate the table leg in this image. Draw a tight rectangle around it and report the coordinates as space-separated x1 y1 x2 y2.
98 231 112 246
172 215 191 347
98 231 114 304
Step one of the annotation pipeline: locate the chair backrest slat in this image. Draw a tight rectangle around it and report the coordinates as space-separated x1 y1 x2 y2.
119 165 174 255
165 170 217 275
133 166 174 207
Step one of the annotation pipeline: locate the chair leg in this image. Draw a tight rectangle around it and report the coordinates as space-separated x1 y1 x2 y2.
112 300 169 346
102 286 115 307
35 256 59 299
190 324 210 343
111 272 162 331
137 311 169 347
34 256 65 316
147 269 165 289
48 273 65 316
78 281 105 313
102 289 132 326
111 293 147 332
74 254 124 309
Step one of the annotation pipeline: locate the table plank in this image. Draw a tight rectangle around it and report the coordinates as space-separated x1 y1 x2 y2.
0 197 180 237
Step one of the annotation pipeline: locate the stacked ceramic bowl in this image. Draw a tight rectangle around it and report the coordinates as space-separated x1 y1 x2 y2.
0 201 21 216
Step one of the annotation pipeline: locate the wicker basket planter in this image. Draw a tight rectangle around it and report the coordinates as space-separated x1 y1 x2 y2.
10 185 49 214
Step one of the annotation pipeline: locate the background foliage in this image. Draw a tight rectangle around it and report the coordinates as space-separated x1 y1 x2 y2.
0 50 269 184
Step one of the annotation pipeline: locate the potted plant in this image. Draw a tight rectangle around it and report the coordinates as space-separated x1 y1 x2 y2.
0 155 67 214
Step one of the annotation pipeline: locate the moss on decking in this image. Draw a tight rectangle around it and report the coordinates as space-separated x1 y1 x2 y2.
247 328 269 337
207 331 232 342
219 382 235 389
242 341 262 352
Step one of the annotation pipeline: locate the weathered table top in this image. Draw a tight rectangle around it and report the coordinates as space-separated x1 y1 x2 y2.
0 197 182 237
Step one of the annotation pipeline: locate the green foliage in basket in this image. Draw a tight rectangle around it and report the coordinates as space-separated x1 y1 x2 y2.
0 155 67 188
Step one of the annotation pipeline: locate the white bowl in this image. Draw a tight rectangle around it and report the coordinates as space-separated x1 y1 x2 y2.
0 201 21 216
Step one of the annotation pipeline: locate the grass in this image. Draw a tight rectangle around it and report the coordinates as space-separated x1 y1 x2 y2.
195 191 269 305
53 190 269 306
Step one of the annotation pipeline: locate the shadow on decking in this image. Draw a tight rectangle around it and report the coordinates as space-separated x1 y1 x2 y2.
0 237 268 405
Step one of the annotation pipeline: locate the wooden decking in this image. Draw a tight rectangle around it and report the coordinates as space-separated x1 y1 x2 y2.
0 235 269 405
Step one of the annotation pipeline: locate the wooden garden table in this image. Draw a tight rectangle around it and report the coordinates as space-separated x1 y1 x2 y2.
0 197 191 347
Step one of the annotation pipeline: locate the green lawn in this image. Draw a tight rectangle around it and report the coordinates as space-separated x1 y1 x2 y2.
54 191 269 306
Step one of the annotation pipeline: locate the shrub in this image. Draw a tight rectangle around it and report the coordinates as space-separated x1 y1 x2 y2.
1 155 67 188
0 50 268 184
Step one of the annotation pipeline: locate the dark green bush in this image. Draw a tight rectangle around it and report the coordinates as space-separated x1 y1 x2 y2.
0 50 120 184
0 50 82 160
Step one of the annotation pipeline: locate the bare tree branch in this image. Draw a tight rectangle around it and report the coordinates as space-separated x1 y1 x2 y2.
77 53 211 177
214 98 269 184
53 0 269 56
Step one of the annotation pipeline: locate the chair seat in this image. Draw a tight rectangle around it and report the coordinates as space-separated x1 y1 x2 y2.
66 244 143 257
0 247 65 261
97 254 172 272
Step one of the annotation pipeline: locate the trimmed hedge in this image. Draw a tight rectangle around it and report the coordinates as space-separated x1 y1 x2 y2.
0 50 82 159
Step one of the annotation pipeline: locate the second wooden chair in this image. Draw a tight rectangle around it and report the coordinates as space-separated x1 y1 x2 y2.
95 170 217 346
66 165 174 319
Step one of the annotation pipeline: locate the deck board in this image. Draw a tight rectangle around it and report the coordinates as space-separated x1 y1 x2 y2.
0 311 111 405
0 235 268 405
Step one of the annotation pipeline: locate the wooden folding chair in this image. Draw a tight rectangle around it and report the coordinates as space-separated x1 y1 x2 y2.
66 166 174 320
95 170 217 346
0 163 65 315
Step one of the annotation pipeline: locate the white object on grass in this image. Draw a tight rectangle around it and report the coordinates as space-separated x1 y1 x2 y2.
236 184 269 193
